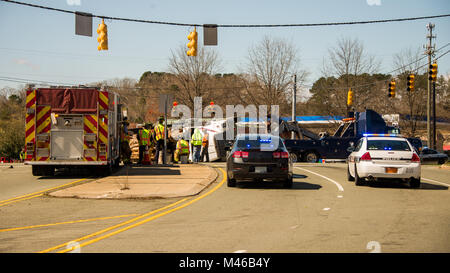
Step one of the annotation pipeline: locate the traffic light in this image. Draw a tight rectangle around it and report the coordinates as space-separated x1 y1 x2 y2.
406 74 415 92
347 89 353 107
388 80 396 98
97 19 108 51
429 62 438 82
173 101 178 107
187 28 198 57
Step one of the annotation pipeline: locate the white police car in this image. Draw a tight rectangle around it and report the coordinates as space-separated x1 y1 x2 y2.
347 134 421 188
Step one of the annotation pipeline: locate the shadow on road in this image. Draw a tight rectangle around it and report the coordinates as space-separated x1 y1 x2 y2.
116 166 181 176
293 174 308 179
365 181 448 190
236 181 322 190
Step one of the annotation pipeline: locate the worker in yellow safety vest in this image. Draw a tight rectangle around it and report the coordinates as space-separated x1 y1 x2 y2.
175 137 190 163
137 123 150 164
153 116 165 164
191 128 203 163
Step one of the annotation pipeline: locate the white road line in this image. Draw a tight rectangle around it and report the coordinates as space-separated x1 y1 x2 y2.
422 178 450 187
295 167 344 192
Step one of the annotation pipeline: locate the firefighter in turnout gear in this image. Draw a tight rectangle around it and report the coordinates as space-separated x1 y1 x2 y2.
154 116 166 164
120 117 131 165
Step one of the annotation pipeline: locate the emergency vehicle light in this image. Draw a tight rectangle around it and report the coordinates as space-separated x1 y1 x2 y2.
363 133 403 137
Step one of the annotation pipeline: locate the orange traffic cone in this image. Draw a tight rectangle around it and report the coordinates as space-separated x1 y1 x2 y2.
142 146 151 165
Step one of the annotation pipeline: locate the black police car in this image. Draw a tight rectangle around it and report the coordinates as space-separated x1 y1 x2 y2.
226 134 293 188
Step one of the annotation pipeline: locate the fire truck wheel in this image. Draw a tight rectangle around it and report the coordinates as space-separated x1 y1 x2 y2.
32 165 42 176
42 166 55 177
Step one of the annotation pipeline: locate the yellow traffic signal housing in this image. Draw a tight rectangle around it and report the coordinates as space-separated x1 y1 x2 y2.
347 89 353 106
187 28 198 57
429 63 437 82
97 19 108 51
388 80 396 98
406 74 415 92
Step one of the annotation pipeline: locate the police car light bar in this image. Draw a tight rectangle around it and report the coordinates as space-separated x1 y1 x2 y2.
363 133 403 137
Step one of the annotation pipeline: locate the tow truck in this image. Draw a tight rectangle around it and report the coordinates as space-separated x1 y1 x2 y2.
281 109 422 162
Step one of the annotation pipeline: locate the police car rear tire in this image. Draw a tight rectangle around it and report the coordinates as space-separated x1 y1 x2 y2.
354 165 365 186
409 178 421 188
227 177 236 187
347 166 355 181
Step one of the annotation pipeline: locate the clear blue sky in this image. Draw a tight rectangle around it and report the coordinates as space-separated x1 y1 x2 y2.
0 0 449 93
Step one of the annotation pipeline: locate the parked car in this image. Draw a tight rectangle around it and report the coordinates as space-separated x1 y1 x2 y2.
419 148 448 165
347 134 421 188
226 134 293 188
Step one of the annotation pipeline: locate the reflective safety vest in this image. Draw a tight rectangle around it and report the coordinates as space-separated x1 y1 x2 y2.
202 134 209 147
155 124 165 141
176 139 190 154
139 128 150 146
191 130 203 146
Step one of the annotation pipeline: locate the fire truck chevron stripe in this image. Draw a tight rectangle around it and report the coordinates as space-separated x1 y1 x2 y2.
99 91 109 110
26 90 36 109
36 106 51 134
25 115 35 144
84 115 97 134
99 124 108 144
25 90 36 146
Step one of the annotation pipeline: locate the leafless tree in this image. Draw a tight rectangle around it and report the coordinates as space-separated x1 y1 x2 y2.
243 36 308 110
393 47 428 136
168 45 222 109
322 37 380 112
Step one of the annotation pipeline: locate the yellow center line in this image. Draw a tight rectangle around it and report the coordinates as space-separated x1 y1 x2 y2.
0 214 139 233
39 197 189 253
0 178 88 205
41 167 226 253
0 193 44 207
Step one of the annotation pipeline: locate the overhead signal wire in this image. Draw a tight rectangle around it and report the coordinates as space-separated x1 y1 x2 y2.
1 0 450 28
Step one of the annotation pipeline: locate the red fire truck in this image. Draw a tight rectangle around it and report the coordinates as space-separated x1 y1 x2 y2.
24 86 123 176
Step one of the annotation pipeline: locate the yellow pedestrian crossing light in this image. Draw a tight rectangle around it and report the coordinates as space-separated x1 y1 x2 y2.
388 80 396 98
347 89 353 106
97 19 108 51
187 28 198 57
406 74 415 92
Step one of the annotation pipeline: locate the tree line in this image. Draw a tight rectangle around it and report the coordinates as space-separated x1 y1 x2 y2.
1 36 449 158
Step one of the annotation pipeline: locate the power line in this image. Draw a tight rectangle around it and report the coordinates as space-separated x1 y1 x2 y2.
2 0 450 28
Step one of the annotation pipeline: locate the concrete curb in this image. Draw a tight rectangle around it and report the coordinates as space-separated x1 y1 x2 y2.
48 164 219 200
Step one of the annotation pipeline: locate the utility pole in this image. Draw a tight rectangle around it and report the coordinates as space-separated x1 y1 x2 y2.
433 81 436 150
291 74 297 139
425 23 435 148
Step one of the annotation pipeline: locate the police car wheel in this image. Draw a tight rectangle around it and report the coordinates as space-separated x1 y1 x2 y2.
354 165 365 186
227 177 236 187
347 166 355 181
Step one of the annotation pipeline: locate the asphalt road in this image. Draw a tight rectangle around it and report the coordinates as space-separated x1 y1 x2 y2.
0 162 449 253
